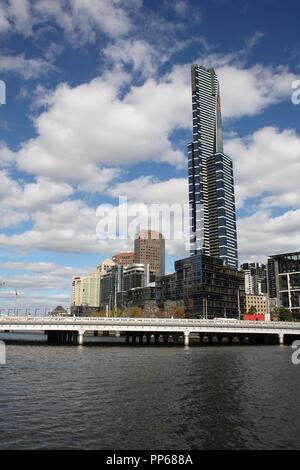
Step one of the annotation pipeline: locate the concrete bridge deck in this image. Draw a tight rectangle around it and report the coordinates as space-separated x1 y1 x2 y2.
1 317 300 345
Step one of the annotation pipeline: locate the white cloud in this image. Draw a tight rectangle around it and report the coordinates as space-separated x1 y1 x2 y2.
238 209 300 262
225 126 300 208
0 53 54 79
0 4 11 32
108 175 188 205
103 39 166 78
11 65 189 191
218 64 297 119
0 170 74 228
0 0 139 42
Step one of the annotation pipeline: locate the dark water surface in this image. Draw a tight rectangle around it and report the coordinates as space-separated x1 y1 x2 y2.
0 334 300 450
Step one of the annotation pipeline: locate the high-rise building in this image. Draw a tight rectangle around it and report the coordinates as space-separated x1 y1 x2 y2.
188 64 238 268
240 262 267 295
100 263 154 311
112 252 135 266
134 230 165 277
71 259 115 308
267 252 300 318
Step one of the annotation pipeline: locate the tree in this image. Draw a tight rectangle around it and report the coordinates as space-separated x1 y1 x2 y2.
111 309 125 318
248 305 257 314
172 307 185 318
273 307 293 322
131 306 143 318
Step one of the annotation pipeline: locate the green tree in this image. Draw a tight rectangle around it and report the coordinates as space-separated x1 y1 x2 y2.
273 307 293 322
248 305 257 314
278 307 294 322
111 309 125 318
131 306 143 318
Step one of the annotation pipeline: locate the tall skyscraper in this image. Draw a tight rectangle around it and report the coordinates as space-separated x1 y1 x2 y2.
134 230 165 277
188 64 238 268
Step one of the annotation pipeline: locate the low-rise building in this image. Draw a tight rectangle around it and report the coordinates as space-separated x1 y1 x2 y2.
245 294 268 314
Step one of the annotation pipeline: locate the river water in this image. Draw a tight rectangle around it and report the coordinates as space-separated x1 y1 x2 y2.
0 333 300 450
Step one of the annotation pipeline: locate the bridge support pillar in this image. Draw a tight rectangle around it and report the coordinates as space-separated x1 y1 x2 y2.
115 331 120 337
278 332 284 345
184 331 190 347
78 330 84 345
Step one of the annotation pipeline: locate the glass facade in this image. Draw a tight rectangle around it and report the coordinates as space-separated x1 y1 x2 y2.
188 65 238 268
156 254 245 319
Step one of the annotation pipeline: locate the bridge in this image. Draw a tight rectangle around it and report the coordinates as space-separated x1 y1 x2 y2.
1 317 300 346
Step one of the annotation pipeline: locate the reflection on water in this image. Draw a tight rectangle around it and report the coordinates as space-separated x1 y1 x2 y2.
0 335 299 449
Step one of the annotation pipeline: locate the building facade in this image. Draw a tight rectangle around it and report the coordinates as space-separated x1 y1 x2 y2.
188 64 238 268
267 252 300 318
134 230 165 276
156 253 245 319
71 259 115 309
100 263 155 312
112 252 135 266
245 294 268 314
240 263 267 295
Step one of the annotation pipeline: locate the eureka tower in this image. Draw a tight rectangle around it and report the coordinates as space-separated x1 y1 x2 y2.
188 64 238 268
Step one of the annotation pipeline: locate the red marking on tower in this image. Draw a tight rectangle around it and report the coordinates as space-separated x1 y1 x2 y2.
217 95 221 112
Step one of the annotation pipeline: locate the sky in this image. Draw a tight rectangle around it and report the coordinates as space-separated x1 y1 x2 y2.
0 0 299 310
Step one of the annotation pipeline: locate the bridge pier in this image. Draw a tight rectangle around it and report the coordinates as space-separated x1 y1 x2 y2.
278 332 284 345
184 331 190 347
47 330 78 345
78 330 84 345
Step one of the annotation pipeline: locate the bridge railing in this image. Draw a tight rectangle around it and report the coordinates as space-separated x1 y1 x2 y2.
0 316 300 329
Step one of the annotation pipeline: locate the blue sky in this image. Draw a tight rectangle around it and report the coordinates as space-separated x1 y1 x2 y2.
0 0 299 309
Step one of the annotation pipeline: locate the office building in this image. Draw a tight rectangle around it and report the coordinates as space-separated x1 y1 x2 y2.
240 263 267 295
134 230 165 276
100 263 155 312
156 253 245 319
188 65 238 268
71 259 115 308
267 252 300 318
112 252 135 266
